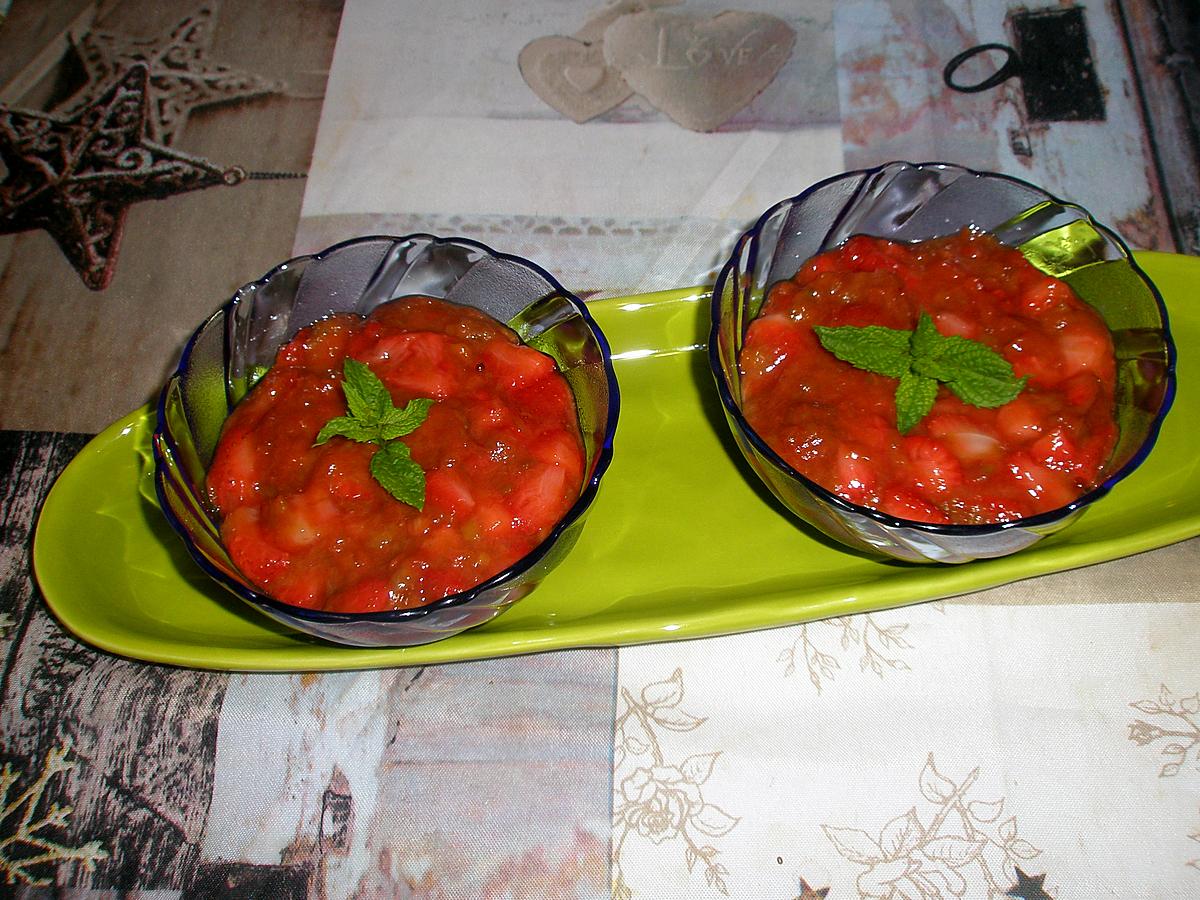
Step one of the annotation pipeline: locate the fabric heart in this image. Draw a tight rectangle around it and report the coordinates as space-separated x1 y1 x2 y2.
564 62 607 93
519 35 633 124
603 11 795 132
573 0 683 44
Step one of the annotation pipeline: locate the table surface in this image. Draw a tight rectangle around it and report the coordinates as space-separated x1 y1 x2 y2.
2 1 1199 897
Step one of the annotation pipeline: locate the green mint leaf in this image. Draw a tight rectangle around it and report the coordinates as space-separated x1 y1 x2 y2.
908 312 943 362
813 324 912 378
369 440 426 509
910 316 977 382
812 312 1028 433
314 416 377 445
908 313 1026 408
944 369 1029 408
895 371 938 434
341 357 393 422
378 397 435 441
314 358 436 506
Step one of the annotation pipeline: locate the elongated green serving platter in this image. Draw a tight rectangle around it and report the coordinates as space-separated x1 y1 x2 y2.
33 252 1199 671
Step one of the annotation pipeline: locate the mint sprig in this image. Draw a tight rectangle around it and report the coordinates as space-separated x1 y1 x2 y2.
315 358 434 508
813 313 1027 434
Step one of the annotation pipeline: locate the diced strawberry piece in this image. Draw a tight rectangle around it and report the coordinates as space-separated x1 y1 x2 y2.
957 490 1034 524
263 489 341 551
274 316 356 372
831 449 879 506
1058 324 1115 380
1076 431 1115 475
273 569 328 609
425 468 477 516
842 235 898 272
1032 427 1083 474
1062 372 1102 409
1005 451 1077 508
322 448 381 505
326 578 394 613
416 565 474 604
513 376 576 424
843 414 896 457
376 330 445 366
530 429 585 480
877 489 950 524
368 296 507 343
422 523 468 562
371 332 458 398
925 414 1003 464
765 279 802 308
902 436 963 495
841 296 901 328
470 501 515 539
481 338 556 390
996 395 1047 443
931 310 979 339
464 397 512 445
742 315 807 376
1020 276 1068 313
507 464 569 532
1004 330 1061 386
207 431 260 511
222 507 291 583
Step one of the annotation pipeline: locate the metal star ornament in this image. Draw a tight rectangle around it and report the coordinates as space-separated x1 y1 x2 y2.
59 1 286 145
0 63 236 290
1006 867 1053 900
794 877 831 899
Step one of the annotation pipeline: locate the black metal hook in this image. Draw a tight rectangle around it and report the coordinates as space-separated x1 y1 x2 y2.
943 43 1021 93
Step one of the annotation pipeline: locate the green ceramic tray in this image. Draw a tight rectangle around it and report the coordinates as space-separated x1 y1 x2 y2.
33 252 1199 671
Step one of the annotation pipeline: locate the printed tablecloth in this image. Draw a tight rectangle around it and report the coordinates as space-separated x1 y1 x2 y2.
1 1 1198 897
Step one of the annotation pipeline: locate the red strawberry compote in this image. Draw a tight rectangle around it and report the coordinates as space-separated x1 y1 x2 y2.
206 296 585 612
738 230 1119 525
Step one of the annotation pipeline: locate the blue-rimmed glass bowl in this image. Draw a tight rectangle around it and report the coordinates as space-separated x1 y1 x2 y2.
709 161 1176 563
154 234 619 646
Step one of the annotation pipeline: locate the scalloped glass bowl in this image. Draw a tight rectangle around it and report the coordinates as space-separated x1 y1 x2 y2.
709 161 1176 564
154 234 619 646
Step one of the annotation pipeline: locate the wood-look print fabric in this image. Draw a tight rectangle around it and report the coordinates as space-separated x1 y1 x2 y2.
0 433 617 896
832 0 1175 251
203 659 615 898
0 0 341 433
0 62 239 290
0 1 304 291
0 432 227 891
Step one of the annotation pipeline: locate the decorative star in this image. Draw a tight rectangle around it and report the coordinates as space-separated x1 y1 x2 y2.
1007 867 1053 900
0 64 235 290
795 878 830 900
58 1 286 145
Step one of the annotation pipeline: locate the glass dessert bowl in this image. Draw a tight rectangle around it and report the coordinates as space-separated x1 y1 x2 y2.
709 161 1175 563
154 234 620 646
